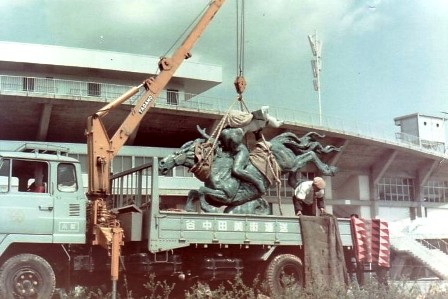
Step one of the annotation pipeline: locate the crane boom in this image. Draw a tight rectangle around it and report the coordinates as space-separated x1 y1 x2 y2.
84 1 225 296
86 0 225 199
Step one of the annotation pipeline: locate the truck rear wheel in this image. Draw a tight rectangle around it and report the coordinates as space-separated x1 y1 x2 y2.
0 253 56 298
265 254 304 297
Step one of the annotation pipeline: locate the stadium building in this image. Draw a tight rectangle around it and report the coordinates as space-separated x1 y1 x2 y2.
1 41 448 280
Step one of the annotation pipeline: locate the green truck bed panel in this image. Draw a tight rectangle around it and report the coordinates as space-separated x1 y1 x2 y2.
148 211 354 252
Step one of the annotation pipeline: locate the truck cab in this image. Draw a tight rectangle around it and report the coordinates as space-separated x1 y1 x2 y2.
0 144 87 248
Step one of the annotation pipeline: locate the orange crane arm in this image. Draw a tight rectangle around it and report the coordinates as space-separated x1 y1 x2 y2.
86 0 225 199
84 2 226 297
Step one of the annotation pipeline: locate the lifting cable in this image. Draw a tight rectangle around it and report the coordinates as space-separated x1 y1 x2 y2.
191 1 281 214
234 1 282 214
187 1 249 174
234 0 247 106
205 0 249 143
236 0 245 77
154 2 210 76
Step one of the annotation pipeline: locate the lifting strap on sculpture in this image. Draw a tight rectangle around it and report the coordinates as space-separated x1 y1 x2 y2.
190 141 214 181
249 139 281 186
190 97 248 177
211 96 250 139
212 97 283 214
255 132 283 215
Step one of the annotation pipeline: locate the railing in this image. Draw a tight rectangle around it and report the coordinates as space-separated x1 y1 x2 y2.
1 74 447 156
391 234 448 279
418 239 448 254
418 239 440 250
110 161 154 209
109 162 290 208
0 75 144 104
395 132 446 153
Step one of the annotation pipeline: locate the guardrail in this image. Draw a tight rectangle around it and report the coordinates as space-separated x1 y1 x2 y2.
110 161 153 209
391 234 448 279
1 74 447 156
418 238 448 254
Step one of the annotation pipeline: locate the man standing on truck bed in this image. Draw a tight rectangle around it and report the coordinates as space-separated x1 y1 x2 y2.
292 177 326 216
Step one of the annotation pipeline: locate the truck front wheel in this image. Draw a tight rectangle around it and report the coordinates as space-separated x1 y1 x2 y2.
0 253 56 298
265 254 304 297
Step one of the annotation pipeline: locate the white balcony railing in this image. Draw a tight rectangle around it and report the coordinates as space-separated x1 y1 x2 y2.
1 74 447 156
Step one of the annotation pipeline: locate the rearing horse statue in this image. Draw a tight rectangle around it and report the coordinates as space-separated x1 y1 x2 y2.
159 130 340 214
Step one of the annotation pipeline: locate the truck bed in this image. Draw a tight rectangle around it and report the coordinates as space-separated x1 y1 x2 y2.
144 210 353 252
111 160 354 253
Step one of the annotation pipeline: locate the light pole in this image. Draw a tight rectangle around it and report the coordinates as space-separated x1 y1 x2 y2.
308 30 322 125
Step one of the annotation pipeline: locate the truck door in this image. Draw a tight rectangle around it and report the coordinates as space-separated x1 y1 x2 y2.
52 162 86 243
0 158 54 236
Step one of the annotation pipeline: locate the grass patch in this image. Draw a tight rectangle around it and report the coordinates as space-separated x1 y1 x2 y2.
61 275 448 299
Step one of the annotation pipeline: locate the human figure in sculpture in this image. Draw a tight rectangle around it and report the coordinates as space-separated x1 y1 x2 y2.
225 106 284 134
220 106 283 194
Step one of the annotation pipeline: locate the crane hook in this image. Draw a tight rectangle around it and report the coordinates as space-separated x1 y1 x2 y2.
234 75 246 96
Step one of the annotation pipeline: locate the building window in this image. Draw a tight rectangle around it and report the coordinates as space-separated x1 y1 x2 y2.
167 89 179 105
377 177 414 201
112 156 132 173
135 156 152 168
88 82 101 96
267 175 294 198
267 172 316 198
22 77 35 91
175 166 193 177
423 180 448 203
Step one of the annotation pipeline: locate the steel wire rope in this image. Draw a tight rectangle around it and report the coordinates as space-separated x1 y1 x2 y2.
102 3 209 135
153 1 211 76
236 0 245 79
235 1 283 214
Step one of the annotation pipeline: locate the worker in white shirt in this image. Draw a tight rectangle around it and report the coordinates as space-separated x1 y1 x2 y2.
292 177 326 216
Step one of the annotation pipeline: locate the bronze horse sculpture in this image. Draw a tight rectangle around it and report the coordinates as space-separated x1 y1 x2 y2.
159 129 340 214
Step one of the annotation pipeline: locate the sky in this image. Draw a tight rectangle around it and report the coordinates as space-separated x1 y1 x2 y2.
1 0 448 139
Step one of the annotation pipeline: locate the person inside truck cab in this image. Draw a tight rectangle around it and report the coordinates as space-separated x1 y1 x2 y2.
292 176 326 216
27 181 45 193
27 162 47 193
